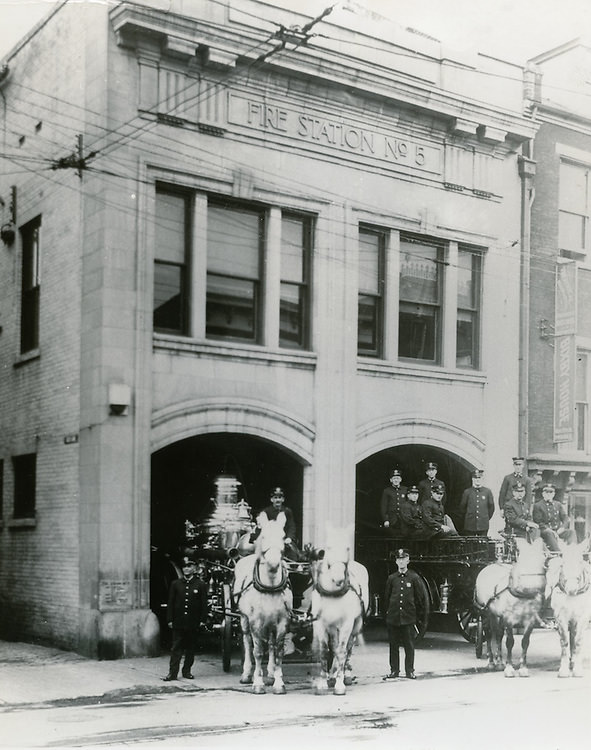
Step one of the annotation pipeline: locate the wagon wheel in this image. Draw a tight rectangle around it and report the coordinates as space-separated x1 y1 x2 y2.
221 583 233 673
475 614 484 659
413 577 430 643
456 609 479 643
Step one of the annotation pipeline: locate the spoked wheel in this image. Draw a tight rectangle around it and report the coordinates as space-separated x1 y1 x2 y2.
456 609 479 643
475 614 485 659
413 577 430 643
221 583 233 673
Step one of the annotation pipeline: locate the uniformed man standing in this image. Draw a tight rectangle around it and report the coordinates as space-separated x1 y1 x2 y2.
459 470 495 536
380 468 407 537
163 557 208 681
417 462 446 507
383 548 427 680
532 483 569 551
498 457 533 515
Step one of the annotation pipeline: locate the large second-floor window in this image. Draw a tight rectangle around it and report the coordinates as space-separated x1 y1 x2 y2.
398 237 442 362
13 453 36 519
456 248 481 368
358 227 384 356
20 217 41 353
559 161 590 261
154 191 189 333
206 201 263 342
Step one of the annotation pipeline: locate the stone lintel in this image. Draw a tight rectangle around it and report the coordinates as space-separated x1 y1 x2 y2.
479 125 507 144
205 47 238 70
451 118 478 136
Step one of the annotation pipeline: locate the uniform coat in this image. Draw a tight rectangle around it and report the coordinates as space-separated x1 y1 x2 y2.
418 477 446 507
504 497 532 537
532 498 567 532
498 473 533 510
422 496 447 535
380 485 408 535
459 486 494 534
399 498 428 540
166 574 208 679
384 567 427 677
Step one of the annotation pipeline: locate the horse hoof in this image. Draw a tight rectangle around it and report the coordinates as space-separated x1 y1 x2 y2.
573 671 584 679
240 676 252 685
334 685 346 696
518 668 529 678
344 675 355 686
504 666 515 678
253 685 266 695
273 685 286 695
557 670 570 678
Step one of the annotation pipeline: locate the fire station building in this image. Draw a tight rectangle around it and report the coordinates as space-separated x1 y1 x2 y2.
0 0 536 656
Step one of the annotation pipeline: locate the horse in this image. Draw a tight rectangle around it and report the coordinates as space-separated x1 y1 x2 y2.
310 528 369 695
474 536 546 677
546 537 591 678
232 516 293 694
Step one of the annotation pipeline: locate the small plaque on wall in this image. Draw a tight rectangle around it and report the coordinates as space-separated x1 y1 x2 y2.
99 580 132 610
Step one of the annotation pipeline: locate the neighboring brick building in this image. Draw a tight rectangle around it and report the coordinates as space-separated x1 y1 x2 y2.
524 40 591 537
0 0 536 657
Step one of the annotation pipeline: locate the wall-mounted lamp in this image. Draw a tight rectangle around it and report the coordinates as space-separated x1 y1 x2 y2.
108 383 131 416
1 223 15 246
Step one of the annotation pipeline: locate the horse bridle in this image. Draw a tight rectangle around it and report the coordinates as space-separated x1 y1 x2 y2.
314 560 351 598
252 558 289 594
557 563 591 596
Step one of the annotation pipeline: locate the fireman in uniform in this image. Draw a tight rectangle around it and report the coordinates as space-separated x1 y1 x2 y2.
504 482 538 539
383 548 427 680
532 483 569 551
380 468 408 537
459 469 495 536
498 457 533 516
417 461 447 508
163 557 208 681
399 486 429 540
422 486 458 537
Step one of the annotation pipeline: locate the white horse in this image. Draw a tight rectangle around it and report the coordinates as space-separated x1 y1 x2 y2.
310 528 369 696
474 536 546 677
547 537 591 678
233 516 293 694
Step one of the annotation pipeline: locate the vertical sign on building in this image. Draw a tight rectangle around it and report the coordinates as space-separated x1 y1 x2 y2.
553 260 577 443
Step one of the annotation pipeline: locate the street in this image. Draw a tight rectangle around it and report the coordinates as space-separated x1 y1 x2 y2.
0 625 589 750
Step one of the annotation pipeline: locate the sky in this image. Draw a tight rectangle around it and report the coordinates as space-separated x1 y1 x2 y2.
0 0 589 63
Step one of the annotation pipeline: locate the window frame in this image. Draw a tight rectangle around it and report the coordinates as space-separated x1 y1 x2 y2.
19 216 41 354
456 246 482 370
279 211 313 350
12 453 36 520
559 160 590 262
357 225 385 358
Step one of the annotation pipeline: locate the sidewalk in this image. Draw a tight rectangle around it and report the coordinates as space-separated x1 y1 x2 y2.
0 624 577 708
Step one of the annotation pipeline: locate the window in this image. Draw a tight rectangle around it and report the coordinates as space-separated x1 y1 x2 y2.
280 213 311 349
20 217 41 353
456 248 481 368
358 227 384 357
559 161 590 261
206 201 263 342
154 190 189 333
0 459 3 519
575 351 589 451
398 237 442 362
13 454 36 519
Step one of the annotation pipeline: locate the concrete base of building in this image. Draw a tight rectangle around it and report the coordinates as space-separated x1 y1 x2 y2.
79 608 160 659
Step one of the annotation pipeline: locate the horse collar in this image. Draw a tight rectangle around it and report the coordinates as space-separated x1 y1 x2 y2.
252 558 289 594
315 566 351 598
558 564 591 596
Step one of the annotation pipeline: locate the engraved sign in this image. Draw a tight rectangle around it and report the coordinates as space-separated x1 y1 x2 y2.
228 94 441 175
553 261 577 443
99 580 132 611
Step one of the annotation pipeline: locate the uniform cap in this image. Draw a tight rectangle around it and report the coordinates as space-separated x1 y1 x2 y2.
513 482 526 491
542 483 555 492
271 487 285 498
472 470 483 478
426 462 438 470
512 456 524 462
407 485 419 494
395 548 410 559
389 468 401 478
432 487 444 495
182 557 196 567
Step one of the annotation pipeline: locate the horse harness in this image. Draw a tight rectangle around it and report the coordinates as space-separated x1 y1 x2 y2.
556 562 591 596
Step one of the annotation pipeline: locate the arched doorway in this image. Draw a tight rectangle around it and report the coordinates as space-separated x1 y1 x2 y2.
150 433 305 640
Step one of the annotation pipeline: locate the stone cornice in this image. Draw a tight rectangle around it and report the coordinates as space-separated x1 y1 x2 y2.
110 2 536 144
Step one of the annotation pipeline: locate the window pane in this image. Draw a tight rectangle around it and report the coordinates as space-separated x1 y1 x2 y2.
155 192 186 263
281 216 304 283
154 263 184 331
456 311 476 368
20 218 41 353
575 403 587 451
359 230 380 295
208 204 261 280
559 211 585 252
398 302 437 360
280 282 304 348
576 352 587 402
457 251 476 309
560 163 588 213
206 274 256 340
358 294 378 353
13 454 36 519
399 241 439 304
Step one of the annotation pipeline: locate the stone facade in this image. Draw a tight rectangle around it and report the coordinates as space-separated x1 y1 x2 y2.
0 0 536 656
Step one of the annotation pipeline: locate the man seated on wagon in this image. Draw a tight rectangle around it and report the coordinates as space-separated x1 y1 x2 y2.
399 486 430 540
252 486 300 560
532 483 570 552
422 486 458 538
504 482 539 540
